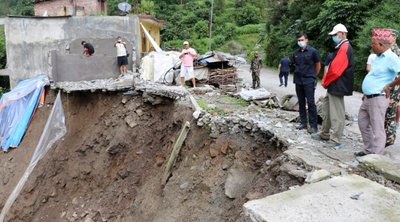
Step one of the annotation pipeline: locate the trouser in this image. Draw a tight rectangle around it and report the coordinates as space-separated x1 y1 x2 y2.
320 93 345 143
252 71 260 88
384 86 400 146
295 83 317 129
358 96 389 154
279 71 289 86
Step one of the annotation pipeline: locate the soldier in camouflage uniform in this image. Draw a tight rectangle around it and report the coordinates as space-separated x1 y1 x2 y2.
385 29 400 147
250 52 262 88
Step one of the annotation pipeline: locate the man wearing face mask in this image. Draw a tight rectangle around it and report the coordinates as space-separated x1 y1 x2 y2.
292 32 321 134
312 24 354 149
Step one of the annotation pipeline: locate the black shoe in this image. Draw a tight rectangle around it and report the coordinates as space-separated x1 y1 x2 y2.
279 84 283 87
295 124 307 130
308 127 318 134
354 151 369 157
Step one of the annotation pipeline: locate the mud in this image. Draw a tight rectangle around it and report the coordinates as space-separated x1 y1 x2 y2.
1 91 300 222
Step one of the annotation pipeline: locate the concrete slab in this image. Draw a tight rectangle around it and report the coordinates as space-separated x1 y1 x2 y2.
134 78 188 100
284 148 342 174
243 175 400 222
52 73 134 92
358 154 400 184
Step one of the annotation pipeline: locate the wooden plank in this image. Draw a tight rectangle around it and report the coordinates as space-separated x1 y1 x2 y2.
161 121 191 186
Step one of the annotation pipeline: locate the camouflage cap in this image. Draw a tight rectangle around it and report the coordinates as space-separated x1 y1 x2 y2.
389 29 398 37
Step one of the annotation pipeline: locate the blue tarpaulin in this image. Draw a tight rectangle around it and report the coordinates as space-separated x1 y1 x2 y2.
0 74 49 152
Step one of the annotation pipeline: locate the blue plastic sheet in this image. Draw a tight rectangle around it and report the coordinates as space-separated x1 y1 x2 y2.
0 91 66 221
0 74 49 151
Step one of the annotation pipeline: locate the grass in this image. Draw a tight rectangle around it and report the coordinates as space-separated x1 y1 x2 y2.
196 95 249 116
222 96 249 106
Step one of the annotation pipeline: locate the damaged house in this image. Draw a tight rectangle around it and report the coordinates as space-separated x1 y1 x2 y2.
0 14 163 88
34 0 107 16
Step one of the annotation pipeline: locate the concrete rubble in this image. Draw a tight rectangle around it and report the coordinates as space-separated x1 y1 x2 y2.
52 72 188 105
184 84 400 221
358 153 400 184
52 67 400 222
224 165 256 199
52 73 134 93
243 175 400 222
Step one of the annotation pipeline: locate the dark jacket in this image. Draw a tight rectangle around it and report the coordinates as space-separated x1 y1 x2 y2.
322 40 354 96
292 45 320 85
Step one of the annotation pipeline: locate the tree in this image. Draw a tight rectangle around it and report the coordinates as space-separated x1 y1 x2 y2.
0 0 10 16
192 20 208 39
0 26 6 69
140 0 156 16
235 3 261 26
9 0 33 16
352 0 400 90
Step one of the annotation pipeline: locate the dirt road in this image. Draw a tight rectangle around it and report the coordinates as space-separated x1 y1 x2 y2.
237 64 363 117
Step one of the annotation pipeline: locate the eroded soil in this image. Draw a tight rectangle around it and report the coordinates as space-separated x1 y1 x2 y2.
1 91 300 222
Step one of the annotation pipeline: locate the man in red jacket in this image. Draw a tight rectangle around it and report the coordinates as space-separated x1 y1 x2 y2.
312 24 354 149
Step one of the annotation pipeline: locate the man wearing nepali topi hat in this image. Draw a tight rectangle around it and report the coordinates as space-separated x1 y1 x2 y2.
355 28 400 157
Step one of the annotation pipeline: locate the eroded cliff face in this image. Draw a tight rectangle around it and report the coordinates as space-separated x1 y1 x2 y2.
1 91 296 222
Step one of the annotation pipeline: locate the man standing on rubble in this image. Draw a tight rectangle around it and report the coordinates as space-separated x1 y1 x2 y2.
313 24 354 149
81 41 95 56
179 41 197 87
356 28 400 156
250 51 262 89
292 32 321 134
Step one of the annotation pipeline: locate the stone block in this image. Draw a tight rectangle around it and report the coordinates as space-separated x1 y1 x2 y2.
305 169 331 183
358 154 400 184
243 175 400 222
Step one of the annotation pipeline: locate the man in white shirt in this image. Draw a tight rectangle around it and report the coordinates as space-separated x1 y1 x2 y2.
114 36 128 75
366 53 376 72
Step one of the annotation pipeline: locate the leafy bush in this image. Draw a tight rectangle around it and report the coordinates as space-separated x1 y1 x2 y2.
0 25 5 69
192 20 209 39
234 3 261 26
213 22 236 41
212 35 226 48
236 24 265 35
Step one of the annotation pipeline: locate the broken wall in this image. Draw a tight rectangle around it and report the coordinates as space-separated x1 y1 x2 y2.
4 16 139 87
34 0 107 16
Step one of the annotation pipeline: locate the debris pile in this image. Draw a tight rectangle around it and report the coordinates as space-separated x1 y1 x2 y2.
205 67 238 86
195 51 241 87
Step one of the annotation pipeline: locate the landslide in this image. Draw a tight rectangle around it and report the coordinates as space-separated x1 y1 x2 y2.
2 91 301 222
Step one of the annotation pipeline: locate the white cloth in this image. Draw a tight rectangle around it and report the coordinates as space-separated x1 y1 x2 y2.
116 43 127 57
366 53 377 65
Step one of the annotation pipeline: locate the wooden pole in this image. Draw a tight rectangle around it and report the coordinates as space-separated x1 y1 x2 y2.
161 121 191 186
